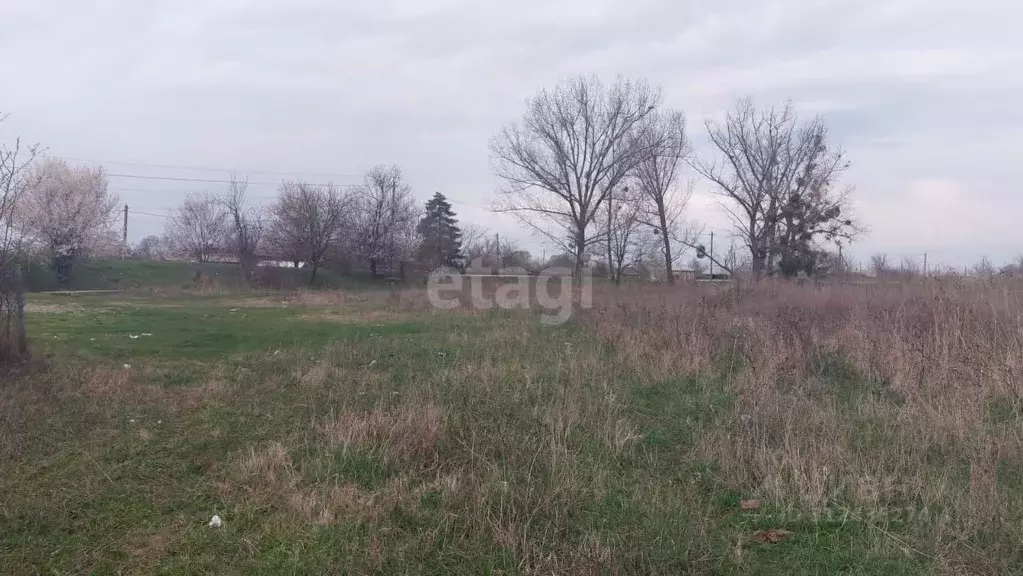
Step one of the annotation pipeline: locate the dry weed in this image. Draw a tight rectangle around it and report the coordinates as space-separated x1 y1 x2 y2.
591 279 1023 551
320 402 442 463
80 366 225 410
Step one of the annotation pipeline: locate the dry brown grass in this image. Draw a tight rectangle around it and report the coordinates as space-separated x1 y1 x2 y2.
80 366 226 409
0 364 222 459
24 302 84 314
319 401 443 464
590 278 1023 569
229 439 455 527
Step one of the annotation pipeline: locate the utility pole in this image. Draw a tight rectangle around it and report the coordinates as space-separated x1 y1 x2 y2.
495 233 500 270
709 231 714 280
923 252 928 277
122 204 128 259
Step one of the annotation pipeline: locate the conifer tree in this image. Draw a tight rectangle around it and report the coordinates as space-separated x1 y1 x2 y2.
416 192 462 269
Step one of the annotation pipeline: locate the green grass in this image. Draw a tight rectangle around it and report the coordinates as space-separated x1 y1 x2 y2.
22 260 243 291
21 259 388 292
28 299 421 361
0 290 972 574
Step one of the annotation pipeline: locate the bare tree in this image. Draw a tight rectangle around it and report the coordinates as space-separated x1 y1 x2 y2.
0 119 36 267
18 157 118 283
693 99 857 280
357 165 418 276
460 224 488 255
490 75 661 276
596 187 645 284
871 253 890 278
971 257 996 278
629 227 670 280
631 109 698 284
267 181 350 285
461 228 523 270
899 256 921 278
999 255 1023 277
1 114 38 362
131 235 164 260
220 176 264 281
688 256 705 278
166 191 228 263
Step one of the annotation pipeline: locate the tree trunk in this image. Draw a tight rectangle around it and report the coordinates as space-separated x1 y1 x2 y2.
308 263 319 286
370 257 378 277
606 198 614 283
658 205 674 285
14 266 27 358
573 237 586 278
752 248 765 282
53 255 74 286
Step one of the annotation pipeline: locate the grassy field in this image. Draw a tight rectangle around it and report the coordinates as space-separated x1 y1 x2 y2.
21 259 377 292
1 280 1021 574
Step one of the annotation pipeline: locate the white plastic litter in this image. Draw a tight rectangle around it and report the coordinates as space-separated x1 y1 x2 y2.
123 364 131 370
129 335 139 340
209 515 222 529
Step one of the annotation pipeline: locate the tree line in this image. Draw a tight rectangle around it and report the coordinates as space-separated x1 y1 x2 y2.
4 74 866 293
9 75 1023 293
157 173 545 284
157 165 474 284
491 75 862 283
119 74 874 286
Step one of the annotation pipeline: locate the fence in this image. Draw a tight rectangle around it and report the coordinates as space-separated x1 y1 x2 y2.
0 265 28 363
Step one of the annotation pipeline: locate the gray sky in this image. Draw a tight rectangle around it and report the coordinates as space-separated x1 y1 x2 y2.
2 0 1021 270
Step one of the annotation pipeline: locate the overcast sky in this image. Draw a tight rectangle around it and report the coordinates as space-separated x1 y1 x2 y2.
2 0 1021 269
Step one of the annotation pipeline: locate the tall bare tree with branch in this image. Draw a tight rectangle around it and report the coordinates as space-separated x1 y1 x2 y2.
357 165 418 276
490 75 661 276
267 181 351 285
220 176 264 281
631 109 700 284
1 114 37 362
693 99 857 279
595 186 645 284
166 191 228 264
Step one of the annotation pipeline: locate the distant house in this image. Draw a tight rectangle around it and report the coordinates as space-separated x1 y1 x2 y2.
698 272 732 281
673 269 697 282
619 265 657 281
206 252 240 264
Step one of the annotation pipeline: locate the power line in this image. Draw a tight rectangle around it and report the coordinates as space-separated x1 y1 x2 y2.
48 154 492 209
128 210 170 219
53 155 363 180
106 172 366 187
110 185 490 210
